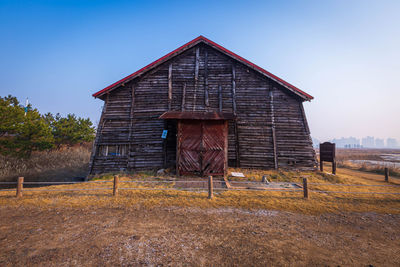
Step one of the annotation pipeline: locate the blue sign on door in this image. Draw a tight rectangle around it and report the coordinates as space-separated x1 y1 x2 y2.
161 130 168 139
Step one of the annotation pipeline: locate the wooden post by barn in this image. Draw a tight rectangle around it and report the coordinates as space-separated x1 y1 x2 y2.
208 176 213 199
385 167 389 182
16 177 24 198
303 178 308 199
332 160 336 175
319 142 336 174
113 175 119 196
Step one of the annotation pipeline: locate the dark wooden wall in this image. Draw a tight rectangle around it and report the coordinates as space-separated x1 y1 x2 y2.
89 43 316 174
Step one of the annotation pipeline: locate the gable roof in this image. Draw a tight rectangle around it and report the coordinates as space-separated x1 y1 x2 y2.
93 36 313 101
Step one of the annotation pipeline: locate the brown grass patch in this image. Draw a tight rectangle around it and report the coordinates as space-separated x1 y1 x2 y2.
1 167 399 215
0 143 92 182
334 148 400 177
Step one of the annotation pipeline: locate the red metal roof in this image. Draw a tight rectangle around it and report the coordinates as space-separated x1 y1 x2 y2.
93 36 313 100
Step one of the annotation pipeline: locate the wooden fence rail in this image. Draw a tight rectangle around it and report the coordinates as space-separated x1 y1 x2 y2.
1 177 400 199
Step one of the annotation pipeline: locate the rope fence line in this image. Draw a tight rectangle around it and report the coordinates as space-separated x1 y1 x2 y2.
308 183 400 187
22 188 113 192
1 176 399 199
311 190 400 195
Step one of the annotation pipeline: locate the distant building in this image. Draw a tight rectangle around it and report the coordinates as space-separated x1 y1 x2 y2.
331 137 360 148
362 136 375 148
387 138 398 148
375 138 384 148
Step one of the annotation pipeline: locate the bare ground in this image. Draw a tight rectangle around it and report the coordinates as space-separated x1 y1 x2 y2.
1 206 399 266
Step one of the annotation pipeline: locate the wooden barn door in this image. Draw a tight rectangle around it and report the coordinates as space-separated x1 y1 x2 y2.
178 120 227 176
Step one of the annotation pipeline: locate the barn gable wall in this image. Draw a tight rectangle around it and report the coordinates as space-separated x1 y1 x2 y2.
89 43 316 174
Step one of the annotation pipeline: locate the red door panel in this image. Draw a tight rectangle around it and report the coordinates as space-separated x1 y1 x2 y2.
178 120 227 176
178 121 202 175
202 121 226 175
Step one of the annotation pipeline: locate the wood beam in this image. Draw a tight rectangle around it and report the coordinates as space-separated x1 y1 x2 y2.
127 85 135 170
204 49 209 108
193 47 200 111
168 63 172 110
269 88 278 169
218 85 222 112
232 63 240 168
231 64 237 115
181 83 186 111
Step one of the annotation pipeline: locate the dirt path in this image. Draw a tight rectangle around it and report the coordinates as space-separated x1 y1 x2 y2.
1 206 399 266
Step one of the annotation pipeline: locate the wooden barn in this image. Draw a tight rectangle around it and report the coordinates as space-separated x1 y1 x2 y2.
88 36 316 176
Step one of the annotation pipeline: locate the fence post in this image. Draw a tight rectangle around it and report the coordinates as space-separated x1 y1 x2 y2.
16 177 24 198
113 175 119 196
208 176 213 199
303 178 308 199
332 161 336 175
385 168 389 182
320 160 323 172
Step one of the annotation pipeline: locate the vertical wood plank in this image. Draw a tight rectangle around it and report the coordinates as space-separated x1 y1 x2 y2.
193 47 200 111
16 177 23 198
176 121 181 176
269 88 278 169
168 63 172 110
234 123 241 168
127 85 135 171
224 121 228 177
200 121 204 176
272 127 277 168
231 64 237 114
204 49 209 108
181 83 186 111
218 85 222 112
232 64 240 167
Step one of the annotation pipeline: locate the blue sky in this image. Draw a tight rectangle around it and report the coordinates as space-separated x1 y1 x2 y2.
1 0 399 141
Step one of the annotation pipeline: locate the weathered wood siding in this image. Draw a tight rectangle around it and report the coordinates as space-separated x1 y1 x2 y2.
89 43 316 174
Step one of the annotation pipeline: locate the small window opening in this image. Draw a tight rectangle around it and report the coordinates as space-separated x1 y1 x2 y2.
98 145 127 156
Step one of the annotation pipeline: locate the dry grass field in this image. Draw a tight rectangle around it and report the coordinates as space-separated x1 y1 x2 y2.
335 148 400 177
0 144 92 183
1 166 400 266
1 148 400 266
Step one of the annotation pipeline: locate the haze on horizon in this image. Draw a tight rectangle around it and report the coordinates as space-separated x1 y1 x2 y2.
1 0 399 142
